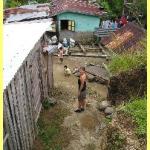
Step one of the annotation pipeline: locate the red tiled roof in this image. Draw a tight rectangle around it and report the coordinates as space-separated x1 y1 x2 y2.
50 0 104 16
100 22 146 53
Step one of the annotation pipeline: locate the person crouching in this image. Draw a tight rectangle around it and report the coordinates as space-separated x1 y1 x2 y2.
64 65 71 77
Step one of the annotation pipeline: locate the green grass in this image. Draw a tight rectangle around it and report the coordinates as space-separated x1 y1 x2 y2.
123 96 147 137
33 105 71 150
108 49 146 75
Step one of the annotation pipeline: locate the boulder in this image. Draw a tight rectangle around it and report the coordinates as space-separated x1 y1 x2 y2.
104 107 114 115
99 100 110 111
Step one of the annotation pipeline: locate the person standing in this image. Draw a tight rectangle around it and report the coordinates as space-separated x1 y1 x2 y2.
75 67 87 113
58 47 64 63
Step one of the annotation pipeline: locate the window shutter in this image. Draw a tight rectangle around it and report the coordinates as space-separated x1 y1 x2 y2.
71 21 75 31
68 20 75 31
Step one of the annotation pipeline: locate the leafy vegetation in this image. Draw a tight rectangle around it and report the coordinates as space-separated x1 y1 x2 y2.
123 96 147 137
107 126 126 150
4 0 26 8
42 98 56 110
108 47 146 75
4 0 50 8
35 0 50 3
33 105 71 150
97 0 124 18
96 0 147 27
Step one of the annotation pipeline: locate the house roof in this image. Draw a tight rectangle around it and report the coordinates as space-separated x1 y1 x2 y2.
100 22 146 53
50 0 105 16
3 19 52 89
4 3 50 22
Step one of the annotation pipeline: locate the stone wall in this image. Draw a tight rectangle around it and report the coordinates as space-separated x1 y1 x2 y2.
59 31 96 44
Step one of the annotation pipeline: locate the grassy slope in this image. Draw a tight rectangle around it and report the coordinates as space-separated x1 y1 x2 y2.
108 39 147 75
108 40 147 138
123 96 147 137
108 49 146 75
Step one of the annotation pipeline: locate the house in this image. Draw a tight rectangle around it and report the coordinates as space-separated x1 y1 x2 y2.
50 0 105 42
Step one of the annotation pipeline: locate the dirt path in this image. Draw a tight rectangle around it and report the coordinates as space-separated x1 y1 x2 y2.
52 56 109 150
33 56 144 150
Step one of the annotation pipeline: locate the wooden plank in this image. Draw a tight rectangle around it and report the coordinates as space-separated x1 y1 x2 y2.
7 84 21 150
11 78 24 150
25 59 36 140
34 94 41 111
21 65 33 150
3 119 11 150
4 90 17 150
19 67 31 150
35 104 42 123
17 70 28 150
3 133 9 145
15 72 26 150
3 131 10 150
48 55 54 89
78 43 86 54
39 51 48 99
94 34 110 37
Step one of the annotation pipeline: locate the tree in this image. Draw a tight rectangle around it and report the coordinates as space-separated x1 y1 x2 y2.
97 0 124 18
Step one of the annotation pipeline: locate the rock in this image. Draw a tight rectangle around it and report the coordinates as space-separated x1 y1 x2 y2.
99 101 110 111
105 114 113 119
104 107 114 115
88 63 95 66
74 72 80 77
49 97 57 105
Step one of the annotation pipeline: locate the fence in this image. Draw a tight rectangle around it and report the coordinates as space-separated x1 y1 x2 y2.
3 36 54 150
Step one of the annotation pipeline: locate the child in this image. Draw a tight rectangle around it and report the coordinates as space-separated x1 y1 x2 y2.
64 65 71 76
58 47 64 63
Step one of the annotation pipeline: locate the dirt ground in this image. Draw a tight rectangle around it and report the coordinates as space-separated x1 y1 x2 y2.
33 56 144 150
53 56 108 99
33 56 109 150
52 56 109 150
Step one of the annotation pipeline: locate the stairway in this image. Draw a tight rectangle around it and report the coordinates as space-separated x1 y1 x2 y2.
94 28 116 37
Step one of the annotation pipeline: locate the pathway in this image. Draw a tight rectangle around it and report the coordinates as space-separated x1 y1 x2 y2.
53 56 108 150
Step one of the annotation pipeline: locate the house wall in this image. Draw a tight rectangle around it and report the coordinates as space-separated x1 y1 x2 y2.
57 12 100 32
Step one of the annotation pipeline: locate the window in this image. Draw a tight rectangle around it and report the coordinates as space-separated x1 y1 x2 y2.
61 20 75 31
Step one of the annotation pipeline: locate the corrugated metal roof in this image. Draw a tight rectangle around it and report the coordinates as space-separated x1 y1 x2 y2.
6 11 49 22
4 3 50 22
100 22 146 53
3 19 52 89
